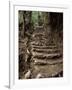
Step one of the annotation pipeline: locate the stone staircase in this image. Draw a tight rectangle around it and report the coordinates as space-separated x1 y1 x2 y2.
29 27 63 78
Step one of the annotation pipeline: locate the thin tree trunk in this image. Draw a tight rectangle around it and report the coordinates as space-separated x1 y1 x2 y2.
43 12 50 30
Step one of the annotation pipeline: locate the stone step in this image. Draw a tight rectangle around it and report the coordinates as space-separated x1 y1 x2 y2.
31 39 48 43
32 51 61 57
33 53 62 59
33 59 63 65
33 57 62 61
35 25 44 29
32 33 45 38
31 45 57 49
30 41 42 45
30 42 56 46
32 48 60 54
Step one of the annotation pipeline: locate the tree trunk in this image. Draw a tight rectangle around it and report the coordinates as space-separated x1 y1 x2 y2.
43 12 50 30
24 11 32 34
38 12 43 26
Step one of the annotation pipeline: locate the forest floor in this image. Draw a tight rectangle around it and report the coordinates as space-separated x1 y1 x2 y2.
19 25 63 79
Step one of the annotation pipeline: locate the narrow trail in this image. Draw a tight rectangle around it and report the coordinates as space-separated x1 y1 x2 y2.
27 26 63 78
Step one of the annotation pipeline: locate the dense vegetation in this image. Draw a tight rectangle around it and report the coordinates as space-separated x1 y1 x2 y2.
19 11 63 79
